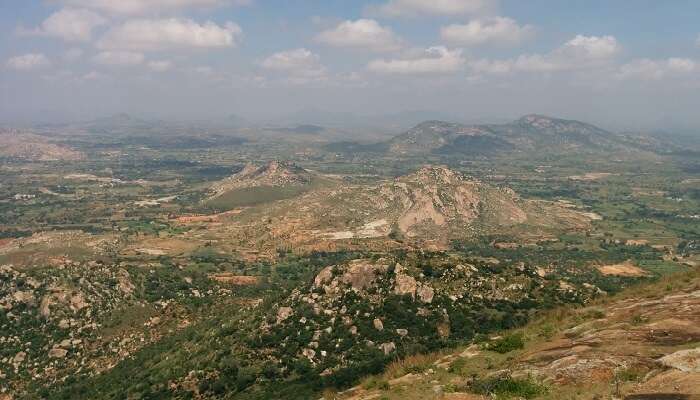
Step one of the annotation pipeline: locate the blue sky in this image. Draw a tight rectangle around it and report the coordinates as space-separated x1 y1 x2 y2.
1 0 700 131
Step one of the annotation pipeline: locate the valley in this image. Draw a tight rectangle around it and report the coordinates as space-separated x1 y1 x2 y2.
0 115 698 400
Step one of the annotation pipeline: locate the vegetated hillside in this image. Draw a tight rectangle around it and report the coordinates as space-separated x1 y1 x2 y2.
211 166 593 254
19 239 683 400
388 121 513 155
384 115 637 157
205 161 322 209
338 267 700 400
210 161 314 197
0 130 83 161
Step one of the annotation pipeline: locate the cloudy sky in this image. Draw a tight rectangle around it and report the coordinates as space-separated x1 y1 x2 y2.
1 0 700 130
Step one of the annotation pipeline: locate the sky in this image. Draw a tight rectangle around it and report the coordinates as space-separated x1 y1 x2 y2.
1 0 700 131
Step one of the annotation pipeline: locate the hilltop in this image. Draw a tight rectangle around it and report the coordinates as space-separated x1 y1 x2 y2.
210 161 314 197
380 115 633 157
202 165 594 254
0 130 83 161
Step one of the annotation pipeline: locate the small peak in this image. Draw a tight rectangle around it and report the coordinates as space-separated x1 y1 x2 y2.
403 165 464 184
518 114 557 124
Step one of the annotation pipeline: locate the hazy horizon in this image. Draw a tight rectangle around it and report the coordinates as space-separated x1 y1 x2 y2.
2 1 700 134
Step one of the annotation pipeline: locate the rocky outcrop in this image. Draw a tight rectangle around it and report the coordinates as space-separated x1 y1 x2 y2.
417 285 434 303
373 318 384 331
380 342 396 355
342 261 386 291
48 348 68 359
660 348 700 372
276 306 293 324
394 263 417 298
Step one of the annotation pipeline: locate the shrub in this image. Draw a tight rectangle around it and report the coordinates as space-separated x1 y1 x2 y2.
470 375 547 399
485 333 525 354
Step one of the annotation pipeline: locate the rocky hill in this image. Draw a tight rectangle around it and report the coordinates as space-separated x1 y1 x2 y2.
214 166 593 253
385 115 627 156
258 254 608 385
388 121 512 155
0 130 83 161
209 161 314 198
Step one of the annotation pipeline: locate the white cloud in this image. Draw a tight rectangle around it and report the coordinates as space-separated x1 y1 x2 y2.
468 58 514 74
82 71 105 80
261 48 323 72
367 46 465 74
93 51 145 66
98 19 242 51
29 8 106 42
260 48 327 83
148 60 173 72
367 0 497 18
617 58 696 80
468 34 620 76
558 35 619 60
316 19 402 52
64 48 84 62
6 53 51 70
441 17 534 46
667 57 696 72
57 0 251 15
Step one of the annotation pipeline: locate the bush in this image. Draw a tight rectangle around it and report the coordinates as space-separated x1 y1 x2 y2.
470 375 547 399
485 333 525 354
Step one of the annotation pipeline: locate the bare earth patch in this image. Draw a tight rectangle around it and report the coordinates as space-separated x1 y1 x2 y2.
209 273 259 286
597 260 648 277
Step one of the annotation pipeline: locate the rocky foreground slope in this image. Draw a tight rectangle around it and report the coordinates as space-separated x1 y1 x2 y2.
337 269 700 400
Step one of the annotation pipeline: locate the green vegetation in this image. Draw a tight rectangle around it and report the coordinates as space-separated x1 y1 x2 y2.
204 184 310 210
470 375 548 399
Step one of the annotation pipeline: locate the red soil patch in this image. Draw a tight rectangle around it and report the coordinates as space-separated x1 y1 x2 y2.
596 260 648 277
209 273 259 285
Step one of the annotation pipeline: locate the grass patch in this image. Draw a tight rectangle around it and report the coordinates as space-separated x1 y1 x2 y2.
383 352 445 379
470 375 547 399
484 333 525 354
205 184 310 210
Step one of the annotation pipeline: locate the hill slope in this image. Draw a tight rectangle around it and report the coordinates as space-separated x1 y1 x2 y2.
0 130 83 161
206 166 593 254
340 269 700 400
386 115 627 156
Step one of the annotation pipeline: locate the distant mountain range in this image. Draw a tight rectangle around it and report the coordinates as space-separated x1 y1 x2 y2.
325 114 688 157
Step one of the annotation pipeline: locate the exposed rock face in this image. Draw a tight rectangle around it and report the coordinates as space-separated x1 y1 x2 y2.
313 266 334 288
302 348 316 361
117 269 135 294
69 293 88 312
507 289 700 392
48 348 68 359
373 318 384 331
417 285 435 303
12 291 35 305
380 342 396 355
341 261 385 291
276 307 293 324
660 348 700 372
394 263 417 298
12 352 26 369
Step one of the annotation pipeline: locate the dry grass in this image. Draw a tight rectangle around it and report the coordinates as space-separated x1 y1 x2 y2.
383 350 448 379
